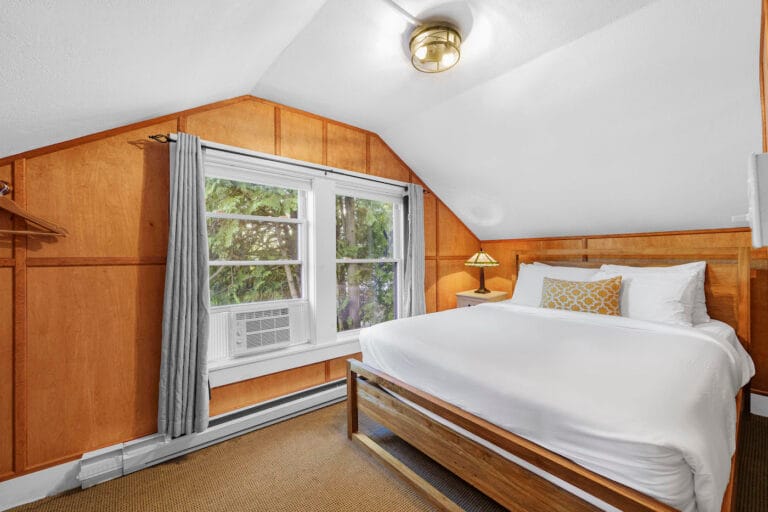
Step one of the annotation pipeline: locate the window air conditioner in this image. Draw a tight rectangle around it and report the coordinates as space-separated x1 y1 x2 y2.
229 302 309 357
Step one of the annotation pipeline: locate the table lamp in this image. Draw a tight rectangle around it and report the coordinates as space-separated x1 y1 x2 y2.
464 249 499 294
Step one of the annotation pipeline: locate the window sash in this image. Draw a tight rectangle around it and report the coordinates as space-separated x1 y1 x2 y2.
206 212 304 224
205 176 307 309
335 258 399 264
210 259 302 266
334 195 403 334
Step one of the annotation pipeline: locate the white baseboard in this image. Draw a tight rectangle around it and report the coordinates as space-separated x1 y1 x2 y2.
1 382 346 511
751 392 768 417
0 459 81 511
121 382 345 476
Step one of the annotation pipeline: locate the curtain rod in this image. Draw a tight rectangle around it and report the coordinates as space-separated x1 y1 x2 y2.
148 133 409 191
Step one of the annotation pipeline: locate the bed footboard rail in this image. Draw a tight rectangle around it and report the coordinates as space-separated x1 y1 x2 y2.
347 359 678 512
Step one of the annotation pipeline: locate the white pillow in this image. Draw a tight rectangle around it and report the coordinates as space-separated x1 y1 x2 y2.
600 262 709 324
592 268 699 326
511 263 599 307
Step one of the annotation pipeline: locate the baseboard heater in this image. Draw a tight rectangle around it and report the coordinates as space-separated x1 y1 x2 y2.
78 379 346 489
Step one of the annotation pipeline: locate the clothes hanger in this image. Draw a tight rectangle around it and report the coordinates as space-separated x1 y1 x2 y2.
0 180 68 236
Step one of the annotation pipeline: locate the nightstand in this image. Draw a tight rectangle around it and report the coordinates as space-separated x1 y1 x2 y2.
456 290 508 308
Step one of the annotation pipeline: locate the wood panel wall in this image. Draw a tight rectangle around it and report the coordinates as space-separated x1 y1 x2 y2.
0 95 479 481
2 91 764 484
482 228 768 394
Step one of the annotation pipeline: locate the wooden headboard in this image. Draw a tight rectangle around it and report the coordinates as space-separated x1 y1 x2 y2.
514 247 751 351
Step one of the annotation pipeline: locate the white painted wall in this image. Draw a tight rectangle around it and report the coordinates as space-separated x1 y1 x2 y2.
382 0 763 239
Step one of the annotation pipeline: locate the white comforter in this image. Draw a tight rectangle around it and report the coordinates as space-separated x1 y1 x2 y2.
360 303 754 512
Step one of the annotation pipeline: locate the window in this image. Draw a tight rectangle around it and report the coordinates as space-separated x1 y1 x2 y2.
205 178 305 306
202 146 405 376
336 195 399 331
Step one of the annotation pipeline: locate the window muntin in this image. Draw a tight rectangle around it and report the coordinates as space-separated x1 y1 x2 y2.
205 177 305 307
335 195 400 332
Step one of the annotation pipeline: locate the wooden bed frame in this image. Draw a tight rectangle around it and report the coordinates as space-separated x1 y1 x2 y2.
347 247 752 512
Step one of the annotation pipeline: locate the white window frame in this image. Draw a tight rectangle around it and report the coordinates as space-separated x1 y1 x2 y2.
200 143 407 387
334 188 404 340
206 194 308 308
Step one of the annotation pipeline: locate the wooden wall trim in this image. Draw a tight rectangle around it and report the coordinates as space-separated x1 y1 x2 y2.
365 134 372 173
482 227 752 245
177 115 187 133
274 106 282 156
13 159 27 473
321 120 328 166
0 96 253 166
0 95 377 166
26 257 166 267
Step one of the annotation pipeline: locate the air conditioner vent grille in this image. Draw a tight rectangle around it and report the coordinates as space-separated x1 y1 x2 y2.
230 302 309 357
236 308 289 321
245 328 291 349
244 315 290 332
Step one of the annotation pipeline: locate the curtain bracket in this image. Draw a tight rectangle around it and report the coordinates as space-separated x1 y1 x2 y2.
149 134 171 143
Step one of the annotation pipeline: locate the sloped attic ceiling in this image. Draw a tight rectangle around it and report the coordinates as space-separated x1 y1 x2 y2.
0 0 327 157
1 0 762 239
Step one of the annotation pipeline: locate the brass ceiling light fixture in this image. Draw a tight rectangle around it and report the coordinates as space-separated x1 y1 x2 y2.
409 24 461 73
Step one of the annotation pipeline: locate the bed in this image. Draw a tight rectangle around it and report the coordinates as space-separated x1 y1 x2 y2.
346 248 754 512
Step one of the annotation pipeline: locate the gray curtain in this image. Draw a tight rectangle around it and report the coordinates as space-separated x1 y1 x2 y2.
158 133 210 438
403 183 426 316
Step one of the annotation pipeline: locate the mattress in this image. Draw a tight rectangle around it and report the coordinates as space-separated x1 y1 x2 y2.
359 303 754 512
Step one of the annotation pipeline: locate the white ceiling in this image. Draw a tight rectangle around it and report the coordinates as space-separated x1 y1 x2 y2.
252 0 657 130
380 0 764 238
0 0 326 157
1 0 762 239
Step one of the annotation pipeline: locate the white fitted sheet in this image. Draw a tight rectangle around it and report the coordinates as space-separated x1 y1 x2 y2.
360 303 754 512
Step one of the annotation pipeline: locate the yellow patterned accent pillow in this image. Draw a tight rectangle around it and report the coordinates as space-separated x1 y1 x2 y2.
540 276 622 316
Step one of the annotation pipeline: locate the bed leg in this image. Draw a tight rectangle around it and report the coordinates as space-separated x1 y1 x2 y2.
744 383 751 416
347 361 358 438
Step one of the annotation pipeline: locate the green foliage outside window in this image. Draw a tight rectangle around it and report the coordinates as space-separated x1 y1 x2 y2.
204 179 398 329
336 196 396 331
206 178 301 306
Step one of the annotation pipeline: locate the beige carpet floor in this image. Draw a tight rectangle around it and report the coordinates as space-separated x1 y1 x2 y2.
11 403 768 512
12 404 436 512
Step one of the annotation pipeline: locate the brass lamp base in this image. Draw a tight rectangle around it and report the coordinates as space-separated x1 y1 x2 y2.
474 268 491 294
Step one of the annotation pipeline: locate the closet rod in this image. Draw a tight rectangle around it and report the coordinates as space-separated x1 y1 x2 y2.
148 133 410 191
